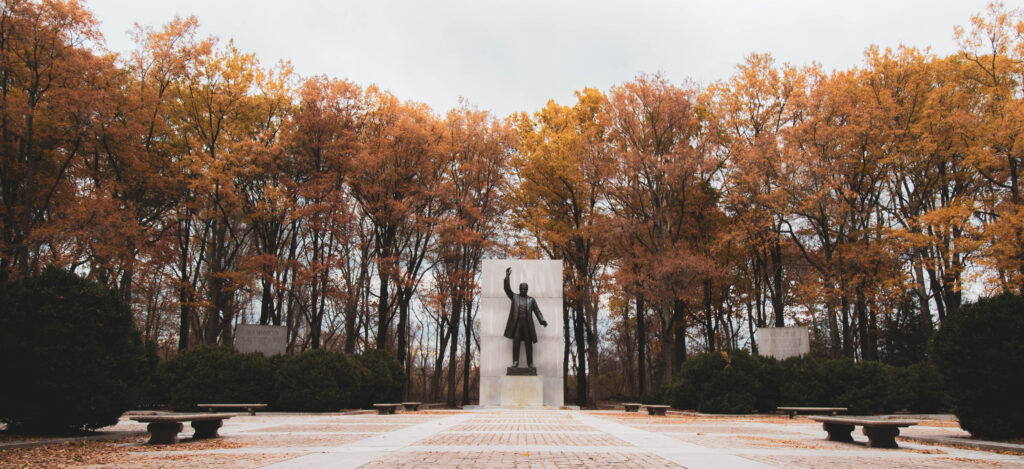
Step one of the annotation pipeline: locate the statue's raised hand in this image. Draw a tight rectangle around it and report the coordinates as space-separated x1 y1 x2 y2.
505 267 512 277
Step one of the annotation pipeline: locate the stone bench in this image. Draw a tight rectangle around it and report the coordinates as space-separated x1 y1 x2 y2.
197 403 268 416
810 416 918 448
401 402 423 411
623 403 643 412
131 413 233 444
777 406 848 419
373 403 402 415
643 405 670 416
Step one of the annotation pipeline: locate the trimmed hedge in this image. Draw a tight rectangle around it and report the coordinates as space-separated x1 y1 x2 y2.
354 350 405 408
159 345 276 411
0 268 147 434
666 350 949 415
933 293 1024 439
274 349 365 411
155 346 404 412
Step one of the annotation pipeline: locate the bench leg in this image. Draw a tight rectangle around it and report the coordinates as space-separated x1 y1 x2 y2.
191 419 223 439
389 406 397 414
822 422 855 442
863 426 900 448
789 411 796 419
147 422 183 445
247 407 256 416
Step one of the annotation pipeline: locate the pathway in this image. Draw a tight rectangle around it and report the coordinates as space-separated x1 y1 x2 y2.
4 409 1024 468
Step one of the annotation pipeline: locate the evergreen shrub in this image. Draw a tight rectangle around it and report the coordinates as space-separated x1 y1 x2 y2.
274 349 366 411
667 350 950 416
0 268 146 434
932 293 1024 439
159 345 275 411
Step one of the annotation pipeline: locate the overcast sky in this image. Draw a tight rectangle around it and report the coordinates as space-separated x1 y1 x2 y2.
85 0 1012 117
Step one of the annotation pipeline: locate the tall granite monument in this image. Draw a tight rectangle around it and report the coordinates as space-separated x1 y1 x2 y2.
479 259 563 407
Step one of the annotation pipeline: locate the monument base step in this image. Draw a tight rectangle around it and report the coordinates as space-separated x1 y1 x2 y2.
500 375 543 407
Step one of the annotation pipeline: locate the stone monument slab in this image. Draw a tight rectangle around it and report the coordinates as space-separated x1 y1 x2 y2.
500 375 543 407
235 324 287 355
479 259 563 407
756 326 810 360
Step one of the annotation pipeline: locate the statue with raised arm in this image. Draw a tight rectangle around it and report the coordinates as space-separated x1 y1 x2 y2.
503 267 548 370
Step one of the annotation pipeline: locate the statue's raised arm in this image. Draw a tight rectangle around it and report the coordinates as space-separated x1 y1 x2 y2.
503 267 515 300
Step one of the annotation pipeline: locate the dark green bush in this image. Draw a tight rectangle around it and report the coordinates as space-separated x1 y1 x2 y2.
667 350 946 415
670 350 771 414
0 268 146 434
135 342 166 408
889 362 949 413
159 346 275 411
274 349 366 411
821 359 896 414
353 350 404 408
933 293 1024 439
639 388 667 405
777 354 829 406
156 346 392 412
669 352 722 410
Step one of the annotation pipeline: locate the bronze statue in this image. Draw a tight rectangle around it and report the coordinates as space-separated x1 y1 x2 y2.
503 267 548 369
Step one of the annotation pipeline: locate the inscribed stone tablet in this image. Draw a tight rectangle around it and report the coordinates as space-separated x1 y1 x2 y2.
235 324 287 355
756 326 810 360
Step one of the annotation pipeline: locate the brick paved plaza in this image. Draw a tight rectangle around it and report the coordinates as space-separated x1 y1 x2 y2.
2 409 1023 468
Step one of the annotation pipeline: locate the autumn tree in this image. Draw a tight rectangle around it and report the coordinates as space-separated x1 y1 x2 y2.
349 88 442 356
286 76 363 349
605 73 724 384
712 54 810 333
955 2 1024 293
0 0 105 280
513 88 612 406
433 102 512 406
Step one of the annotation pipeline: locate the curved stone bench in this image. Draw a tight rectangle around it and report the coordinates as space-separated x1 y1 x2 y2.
373 403 402 415
810 416 918 448
401 402 422 411
131 413 233 444
643 405 670 416
197 403 268 416
777 406 847 419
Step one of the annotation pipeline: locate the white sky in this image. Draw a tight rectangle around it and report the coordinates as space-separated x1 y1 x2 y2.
85 0 1012 118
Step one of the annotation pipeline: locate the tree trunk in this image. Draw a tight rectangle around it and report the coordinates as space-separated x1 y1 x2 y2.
376 266 391 350
397 291 409 365
771 241 785 327
562 299 570 402
573 304 587 406
856 287 877 361
636 294 646 396
259 278 273 325
461 299 472 405
702 279 714 352
446 289 462 407
673 299 687 373
585 296 599 407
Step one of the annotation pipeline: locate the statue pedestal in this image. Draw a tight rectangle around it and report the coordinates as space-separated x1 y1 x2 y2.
500 375 543 407
506 366 537 376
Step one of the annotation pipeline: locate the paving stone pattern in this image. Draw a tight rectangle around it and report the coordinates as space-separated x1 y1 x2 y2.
11 409 1024 468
